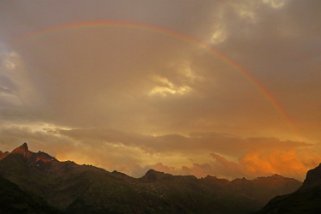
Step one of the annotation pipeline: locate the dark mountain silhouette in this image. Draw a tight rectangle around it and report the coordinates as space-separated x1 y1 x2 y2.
0 175 59 214
0 143 301 214
258 163 321 214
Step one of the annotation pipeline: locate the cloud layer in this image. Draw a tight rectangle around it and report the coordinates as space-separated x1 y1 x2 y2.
0 0 320 180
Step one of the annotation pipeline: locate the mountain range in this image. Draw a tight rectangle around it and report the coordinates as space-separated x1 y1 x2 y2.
0 143 305 213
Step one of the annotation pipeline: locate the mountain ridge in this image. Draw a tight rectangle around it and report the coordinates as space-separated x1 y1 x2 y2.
0 143 300 182
0 143 302 214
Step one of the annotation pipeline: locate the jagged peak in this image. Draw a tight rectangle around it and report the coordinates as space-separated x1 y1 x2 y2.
9 143 56 163
11 142 32 157
12 142 28 150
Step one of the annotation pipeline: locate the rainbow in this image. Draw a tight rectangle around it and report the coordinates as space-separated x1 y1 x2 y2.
11 19 296 132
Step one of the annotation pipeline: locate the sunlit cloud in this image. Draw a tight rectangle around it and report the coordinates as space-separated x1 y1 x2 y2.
0 51 23 105
0 50 19 70
177 61 203 82
210 24 227 45
232 2 257 23
0 51 26 100
148 62 202 97
3 53 18 70
262 0 287 9
148 75 192 97
0 122 71 135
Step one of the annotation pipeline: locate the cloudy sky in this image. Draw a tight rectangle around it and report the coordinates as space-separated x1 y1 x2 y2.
0 0 320 180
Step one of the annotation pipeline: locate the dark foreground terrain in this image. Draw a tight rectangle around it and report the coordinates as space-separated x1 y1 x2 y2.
258 163 321 214
0 143 302 214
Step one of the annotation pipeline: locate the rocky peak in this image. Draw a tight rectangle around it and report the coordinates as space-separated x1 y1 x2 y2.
12 142 28 152
10 143 58 164
11 143 33 158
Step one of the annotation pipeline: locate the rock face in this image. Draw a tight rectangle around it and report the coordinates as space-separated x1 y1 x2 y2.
258 164 321 214
11 142 30 155
0 143 302 214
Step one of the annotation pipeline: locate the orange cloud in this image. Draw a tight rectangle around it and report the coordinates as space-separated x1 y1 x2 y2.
241 150 305 178
241 147 321 179
150 147 321 180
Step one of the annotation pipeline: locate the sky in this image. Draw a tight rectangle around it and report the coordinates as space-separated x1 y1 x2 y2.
0 0 320 180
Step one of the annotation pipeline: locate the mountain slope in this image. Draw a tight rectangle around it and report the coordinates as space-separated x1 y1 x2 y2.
0 175 59 214
0 143 302 214
258 163 321 214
